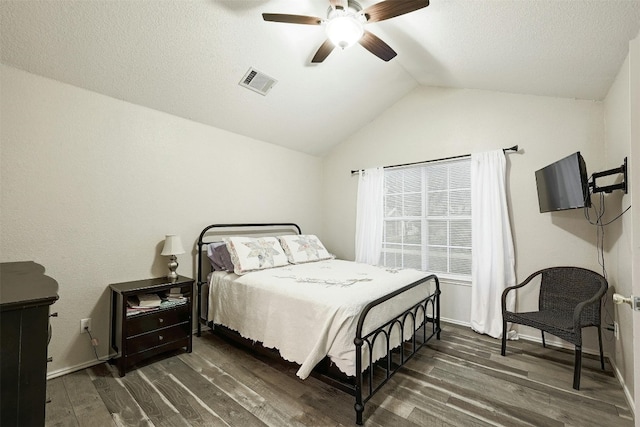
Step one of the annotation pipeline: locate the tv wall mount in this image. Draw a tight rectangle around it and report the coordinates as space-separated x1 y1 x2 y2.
590 157 628 194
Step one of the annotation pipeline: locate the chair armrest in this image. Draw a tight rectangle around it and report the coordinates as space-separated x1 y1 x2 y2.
501 269 544 313
572 281 608 330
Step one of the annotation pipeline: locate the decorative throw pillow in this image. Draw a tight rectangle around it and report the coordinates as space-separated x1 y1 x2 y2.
206 242 225 271
278 234 333 264
207 242 235 272
225 236 289 275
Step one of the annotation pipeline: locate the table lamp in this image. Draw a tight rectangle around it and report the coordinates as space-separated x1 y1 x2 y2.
161 234 185 280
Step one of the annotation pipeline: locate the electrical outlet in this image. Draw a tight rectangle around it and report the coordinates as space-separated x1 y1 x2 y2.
80 318 92 334
614 321 619 340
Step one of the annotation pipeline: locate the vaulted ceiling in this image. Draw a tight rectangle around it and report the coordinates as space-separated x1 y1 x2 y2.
2 1 639 155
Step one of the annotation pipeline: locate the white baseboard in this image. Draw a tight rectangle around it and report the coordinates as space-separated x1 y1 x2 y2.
438 318 599 352
46 327 207 380
440 317 470 327
47 330 208 380
514 331 605 357
47 352 116 380
609 356 635 418
46 328 208 380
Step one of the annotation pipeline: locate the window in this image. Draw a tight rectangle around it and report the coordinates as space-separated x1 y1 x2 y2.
381 159 472 278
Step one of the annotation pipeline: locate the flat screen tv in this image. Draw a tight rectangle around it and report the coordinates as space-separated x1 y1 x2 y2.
535 152 591 213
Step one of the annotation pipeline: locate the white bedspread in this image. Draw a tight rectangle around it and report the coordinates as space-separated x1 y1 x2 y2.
207 259 434 379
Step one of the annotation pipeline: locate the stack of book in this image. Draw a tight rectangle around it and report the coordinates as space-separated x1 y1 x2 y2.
137 293 162 307
126 293 162 316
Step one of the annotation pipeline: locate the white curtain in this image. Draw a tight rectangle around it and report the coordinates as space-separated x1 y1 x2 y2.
470 150 516 339
355 167 384 265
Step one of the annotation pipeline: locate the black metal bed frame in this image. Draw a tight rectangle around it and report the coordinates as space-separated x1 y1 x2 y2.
195 223 441 425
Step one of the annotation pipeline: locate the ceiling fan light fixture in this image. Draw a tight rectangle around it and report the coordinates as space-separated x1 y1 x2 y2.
263 0 428 63
326 15 364 49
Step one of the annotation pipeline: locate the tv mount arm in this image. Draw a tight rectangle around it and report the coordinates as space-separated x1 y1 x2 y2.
590 157 628 194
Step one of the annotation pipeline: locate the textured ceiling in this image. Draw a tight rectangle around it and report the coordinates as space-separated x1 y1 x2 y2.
2 1 639 155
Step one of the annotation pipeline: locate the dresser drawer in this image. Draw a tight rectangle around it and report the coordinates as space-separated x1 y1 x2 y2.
126 305 190 337
126 322 190 355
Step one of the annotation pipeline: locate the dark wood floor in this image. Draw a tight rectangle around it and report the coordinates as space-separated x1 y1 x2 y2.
45 322 633 426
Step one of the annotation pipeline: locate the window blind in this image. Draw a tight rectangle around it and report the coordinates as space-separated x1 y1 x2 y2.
382 159 471 277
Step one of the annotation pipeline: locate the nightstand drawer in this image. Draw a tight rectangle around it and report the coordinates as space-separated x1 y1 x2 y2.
126 322 190 354
126 305 190 337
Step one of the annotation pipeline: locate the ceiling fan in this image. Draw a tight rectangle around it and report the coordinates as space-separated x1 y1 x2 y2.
262 0 429 63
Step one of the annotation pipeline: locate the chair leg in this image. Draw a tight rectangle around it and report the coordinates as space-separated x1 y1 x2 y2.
501 319 507 356
573 346 582 390
541 331 546 348
597 325 605 370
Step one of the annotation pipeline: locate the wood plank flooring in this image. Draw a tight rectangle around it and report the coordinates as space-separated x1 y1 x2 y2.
45 323 633 426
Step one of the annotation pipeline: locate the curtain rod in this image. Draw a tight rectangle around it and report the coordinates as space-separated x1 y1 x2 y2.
350 145 519 175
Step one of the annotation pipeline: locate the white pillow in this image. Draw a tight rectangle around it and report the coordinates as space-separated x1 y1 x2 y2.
278 234 333 264
225 236 289 275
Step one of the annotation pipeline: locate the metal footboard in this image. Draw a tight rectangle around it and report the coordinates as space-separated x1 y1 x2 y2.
353 274 441 425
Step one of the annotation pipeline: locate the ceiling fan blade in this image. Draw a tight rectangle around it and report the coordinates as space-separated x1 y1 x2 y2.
358 30 397 61
262 13 322 25
362 0 429 23
311 39 336 63
329 0 348 10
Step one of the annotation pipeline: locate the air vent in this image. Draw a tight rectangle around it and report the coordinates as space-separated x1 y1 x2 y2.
239 67 277 96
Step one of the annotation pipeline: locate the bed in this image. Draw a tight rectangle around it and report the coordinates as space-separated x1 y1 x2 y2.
196 223 441 425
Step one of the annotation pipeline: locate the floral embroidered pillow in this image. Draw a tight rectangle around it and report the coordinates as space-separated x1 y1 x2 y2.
278 235 333 264
225 236 289 275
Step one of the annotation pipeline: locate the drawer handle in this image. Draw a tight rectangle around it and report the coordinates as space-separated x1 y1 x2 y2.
46 398 52 404
159 318 164 323
159 335 163 341
47 357 53 363
50 312 59 318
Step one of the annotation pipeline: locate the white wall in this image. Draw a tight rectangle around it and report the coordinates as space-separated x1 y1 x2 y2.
0 65 323 377
321 86 609 352
604 52 635 405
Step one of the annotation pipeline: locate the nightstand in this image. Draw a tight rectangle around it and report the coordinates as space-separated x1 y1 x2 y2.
109 276 194 377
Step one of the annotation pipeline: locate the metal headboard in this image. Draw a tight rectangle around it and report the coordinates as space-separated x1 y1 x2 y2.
195 222 301 335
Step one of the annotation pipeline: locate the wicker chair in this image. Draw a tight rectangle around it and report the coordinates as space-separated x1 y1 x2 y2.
501 267 608 390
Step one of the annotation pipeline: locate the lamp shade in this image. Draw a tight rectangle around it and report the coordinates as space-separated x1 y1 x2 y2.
161 234 185 256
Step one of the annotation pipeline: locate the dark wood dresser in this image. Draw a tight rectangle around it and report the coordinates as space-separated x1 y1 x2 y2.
0 261 59 427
